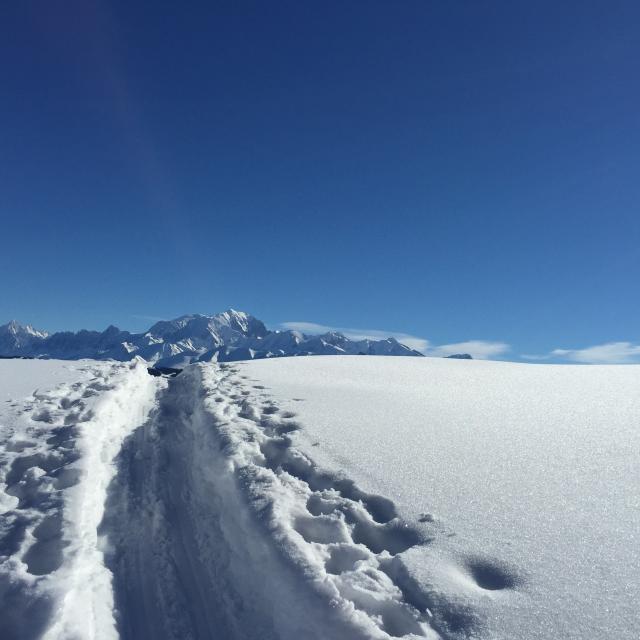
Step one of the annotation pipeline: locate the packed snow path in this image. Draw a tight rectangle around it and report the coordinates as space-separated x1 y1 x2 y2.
100 364 447 640
2 361 469 640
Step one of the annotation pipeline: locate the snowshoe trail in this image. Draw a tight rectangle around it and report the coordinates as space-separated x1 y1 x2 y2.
2 361 487 639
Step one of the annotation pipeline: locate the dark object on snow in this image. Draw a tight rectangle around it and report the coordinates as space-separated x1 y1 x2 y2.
446 353 473 360
147 367 182 377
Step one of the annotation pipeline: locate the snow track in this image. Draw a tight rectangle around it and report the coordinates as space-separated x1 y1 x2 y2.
0 360 160 640
98 363 473 640
2 360 488 639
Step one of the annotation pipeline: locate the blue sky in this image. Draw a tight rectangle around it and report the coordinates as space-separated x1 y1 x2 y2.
1 1 639 362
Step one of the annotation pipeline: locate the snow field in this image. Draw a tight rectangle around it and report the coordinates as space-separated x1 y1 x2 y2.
239 355 640 640
2 355 639 640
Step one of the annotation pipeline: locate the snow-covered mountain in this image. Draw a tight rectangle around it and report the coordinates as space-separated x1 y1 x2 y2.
0 310 423 365
0 319 48 355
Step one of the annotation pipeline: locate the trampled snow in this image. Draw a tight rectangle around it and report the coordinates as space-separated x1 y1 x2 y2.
1 356 638 639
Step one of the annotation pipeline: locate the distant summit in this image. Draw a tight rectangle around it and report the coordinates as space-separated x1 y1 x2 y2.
0 310 423 366
445 353 473 360
0 320 48 354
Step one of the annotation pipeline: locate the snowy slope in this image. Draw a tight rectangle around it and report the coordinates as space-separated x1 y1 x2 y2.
241 356 640 640
0 310 423 365
1 356 638 640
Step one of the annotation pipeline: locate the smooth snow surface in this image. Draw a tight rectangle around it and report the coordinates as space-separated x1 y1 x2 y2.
241 356 640 640
0 360 87 401
1 356 639 640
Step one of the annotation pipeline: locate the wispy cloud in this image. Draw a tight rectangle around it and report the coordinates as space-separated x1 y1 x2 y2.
427 340 510 359
281 321 429 352
131 314 167 323
280 321 510 359
281 321 334 334
524 342 640 364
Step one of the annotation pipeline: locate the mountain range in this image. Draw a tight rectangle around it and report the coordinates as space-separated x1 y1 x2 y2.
0 310 425 366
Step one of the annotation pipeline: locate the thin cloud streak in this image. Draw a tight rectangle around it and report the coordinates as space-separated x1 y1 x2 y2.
281 321 429 352
131 314 167 323
524 342 640 364
281 322 510 359
428 340 510 359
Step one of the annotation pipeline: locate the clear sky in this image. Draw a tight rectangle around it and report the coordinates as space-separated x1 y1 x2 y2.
1 1 639 362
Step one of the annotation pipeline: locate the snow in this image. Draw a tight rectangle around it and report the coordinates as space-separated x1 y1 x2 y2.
1 355 638 640
0 359 160 640
238 356 640 640
0 360 89 401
